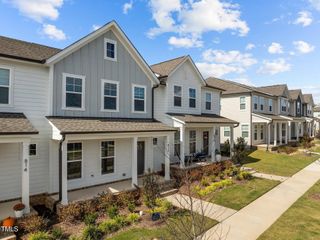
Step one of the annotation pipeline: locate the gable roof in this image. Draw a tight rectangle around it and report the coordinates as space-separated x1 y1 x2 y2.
205 77 273 96
0 36 60 64
288 89 302 101
151 56 186 77
256 84 288 97
303 94 314 105
0 112 38 135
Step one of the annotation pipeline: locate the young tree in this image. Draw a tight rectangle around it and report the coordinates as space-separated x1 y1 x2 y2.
231 137 247 165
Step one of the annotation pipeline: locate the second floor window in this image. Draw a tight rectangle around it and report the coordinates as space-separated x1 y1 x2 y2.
253 96 258 110
281 98 287 112
269 99 273 112
240 96 246 110
133 85 146 112
174 85 182 107
64 74 85 110
297 102 301 114
102 80 118 111
205 92 212 110
189 88 196 108
260 97 264 111
0 68 10 104
104 38 117 61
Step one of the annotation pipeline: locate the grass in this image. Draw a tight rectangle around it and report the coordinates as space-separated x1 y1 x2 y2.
258 180 320 240
243 150 319 176
108 210 217 240
311 146 320 153
210 178 280 210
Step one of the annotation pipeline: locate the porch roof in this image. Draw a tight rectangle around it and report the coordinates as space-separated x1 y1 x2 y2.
167 113 238 125
252 113 291 122
291 117 306 122
0 112 38 135
46 116 177 134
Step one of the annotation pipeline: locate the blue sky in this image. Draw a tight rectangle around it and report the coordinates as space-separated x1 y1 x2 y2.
0 0 319 103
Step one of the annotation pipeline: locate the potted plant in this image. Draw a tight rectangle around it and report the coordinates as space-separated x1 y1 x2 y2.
13 203 25 218
215 149 222 162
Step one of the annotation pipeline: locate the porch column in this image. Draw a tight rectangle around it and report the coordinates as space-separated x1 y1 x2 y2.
301 123 304 136
131 137 138 187
164 136 170 181
61 141 68 205
211 126 216 162
22 140 30 213
288 122 291 141
295 123 299 140
285 122 288 144
267 123 271 149
279 122 283 144
180 127 185 168
147 138 154 171
230 126 234 157
274 122 277 146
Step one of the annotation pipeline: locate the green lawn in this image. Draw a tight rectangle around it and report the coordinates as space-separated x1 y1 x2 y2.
258 180 320 240
108 210 217 240
210 178 279 210
243 150 319 176
311 146 320 153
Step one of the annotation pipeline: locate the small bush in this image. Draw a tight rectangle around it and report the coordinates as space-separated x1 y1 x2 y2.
82 225 103 240
98 219 120 233
203 163 222 176
143 170 161 209
84 212 98 226
127 202 136 213
51 227 64 240
277 146 297 154
197 179 233 197
28 231 51 240
58 202 82 222
107 205 119 219
219 171 225 180
300 134 314 149
96 191 114 211
200 177 210 187
221 139 230 156
68 235 81 240
126 213 140 224
232 137 247 165
114 215 130 227
224 166 240 177
20 215 46 233
236 171 253 181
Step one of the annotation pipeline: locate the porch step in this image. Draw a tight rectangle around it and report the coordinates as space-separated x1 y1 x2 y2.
160 189 179 197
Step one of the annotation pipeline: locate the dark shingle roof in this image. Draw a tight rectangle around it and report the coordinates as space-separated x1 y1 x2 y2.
288 89 302 100
256 84 287 97
47 117 177 134
150 56 186 77
167 113 238 124
0 36 61 63
0 112 38 135
303 94 314 104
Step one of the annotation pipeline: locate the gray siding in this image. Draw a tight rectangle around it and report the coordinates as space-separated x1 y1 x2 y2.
53 30 152 118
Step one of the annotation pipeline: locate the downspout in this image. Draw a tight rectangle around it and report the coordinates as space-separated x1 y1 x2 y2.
53 134 65 211
152 84 160 120
267 120 273 151
250 92 253 148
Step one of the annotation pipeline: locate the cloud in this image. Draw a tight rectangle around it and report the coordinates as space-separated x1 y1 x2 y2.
196 49 257 78
268 42 283 54
294 11 313 27
42 24 66 41
309 0 320 11
92 24 101 31
123 0 133 14
148 0 249 48
293 40 315 54
246 43 255 50
168 36 202 48
6 0 64 22
258 58 291 75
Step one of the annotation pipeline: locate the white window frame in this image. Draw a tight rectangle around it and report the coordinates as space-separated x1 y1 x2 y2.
297 101 301 114
205 92 212 110
62 73 86 111
132 84 147 113
29 143 37 157
240 96 246 110
101 79 119 112
173 85 182 107
281 98 287 112
241 124 249 138
189 88 196 108
260 125 264 140
67 142 83 181
174 131 181 156
104 38 117 61
100 140 116 175
0 66 13 106
189 130 197 154
269 99 273 112
224 127 230 137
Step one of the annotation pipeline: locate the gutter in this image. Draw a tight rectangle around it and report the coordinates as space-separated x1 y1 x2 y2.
152 84 160 119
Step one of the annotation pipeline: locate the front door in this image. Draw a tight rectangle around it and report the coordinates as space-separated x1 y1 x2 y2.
137 141 145 175
203 131 209 155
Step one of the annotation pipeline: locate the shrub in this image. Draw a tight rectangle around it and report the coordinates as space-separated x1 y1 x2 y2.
96 191 114 211
114 215 130 227
224 165 240 177
200 177 211 187
68 235 81 240
219 171 225 180
20 215 46 233
236 171 253 181
51 227 64 240
143 170 161 209
232 137 247 165
28 231 51 240
98 219 121 233
84 212 98 226
115 191 137 208
126 213 140 224
197 179 233 197
221 139 230 156
82 225 103 240
203 163 222 177
189 169 204 181
277 146 297 154
127 202 136 213
300 134 313 149
107 205 119 219
58 202 82 222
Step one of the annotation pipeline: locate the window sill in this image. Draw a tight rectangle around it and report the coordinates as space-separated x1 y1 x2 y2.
100 109 119 113
104 56 117 62
62 107 86 111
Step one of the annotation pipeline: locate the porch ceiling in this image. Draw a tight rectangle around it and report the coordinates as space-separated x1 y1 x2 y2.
0 112 38 135
167 113 238 125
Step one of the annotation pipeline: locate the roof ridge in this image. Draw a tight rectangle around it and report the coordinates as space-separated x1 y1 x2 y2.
258 84 287 88
150 55 187 67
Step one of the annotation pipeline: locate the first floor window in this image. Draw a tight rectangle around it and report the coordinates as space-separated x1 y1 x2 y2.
67 143 82 180
260 125 264 140
102 80 118 111
29 144 37 156
241 125 249 138
153 138 158 145
224 127 230 137
174 131 180 157
189 130 196 154
0 68 10 104
133 86 145 112
189 88 196 108
64 74 85 109
254 125 258 140
174 85 182 107
240 96 246 110
101 141 115 174
205 92 212 110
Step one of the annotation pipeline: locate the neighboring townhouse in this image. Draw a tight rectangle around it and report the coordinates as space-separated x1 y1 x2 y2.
0 21 176 215
302 94 316 136
314 105 320 132
151 56 238 167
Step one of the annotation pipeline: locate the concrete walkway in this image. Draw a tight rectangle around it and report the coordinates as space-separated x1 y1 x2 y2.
165 193 237 222
202 159 320 240
252 172 289 182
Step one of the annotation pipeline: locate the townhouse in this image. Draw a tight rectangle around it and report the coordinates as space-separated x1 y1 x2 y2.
314 105 320 132
151 56 238 166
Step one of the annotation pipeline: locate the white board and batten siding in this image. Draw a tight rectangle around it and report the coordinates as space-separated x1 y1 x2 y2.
0 59 50 200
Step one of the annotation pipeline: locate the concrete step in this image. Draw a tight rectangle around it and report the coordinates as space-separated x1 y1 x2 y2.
160 188 179 197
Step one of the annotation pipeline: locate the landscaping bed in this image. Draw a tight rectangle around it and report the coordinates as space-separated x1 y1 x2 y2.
258 180 320 240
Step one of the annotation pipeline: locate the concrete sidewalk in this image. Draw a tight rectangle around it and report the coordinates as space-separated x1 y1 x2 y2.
165 193 237 222
203 159 320 240
252 172 289 182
